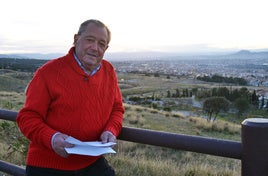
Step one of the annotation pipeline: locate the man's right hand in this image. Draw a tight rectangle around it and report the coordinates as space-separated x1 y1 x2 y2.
52 133 74 158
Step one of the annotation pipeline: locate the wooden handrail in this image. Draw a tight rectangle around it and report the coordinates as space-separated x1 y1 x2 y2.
1 109 268 176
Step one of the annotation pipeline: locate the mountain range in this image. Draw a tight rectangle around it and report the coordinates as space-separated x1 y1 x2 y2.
1 49 268 61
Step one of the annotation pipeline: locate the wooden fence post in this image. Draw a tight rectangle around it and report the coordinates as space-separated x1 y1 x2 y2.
242 118 268 176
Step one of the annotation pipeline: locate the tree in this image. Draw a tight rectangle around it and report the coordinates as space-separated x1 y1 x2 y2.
154 73 160 77
239 87 249 98
175 89 180 97
212 88 218 96
234 97 250 117
217 87 229 98
192 88 198 95
203 97 230 122
185 88 189 97
229 89 240 101
251 90 258 106
167 90 171 98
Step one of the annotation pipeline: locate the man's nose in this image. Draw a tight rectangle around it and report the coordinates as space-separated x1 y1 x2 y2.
90 41 98 50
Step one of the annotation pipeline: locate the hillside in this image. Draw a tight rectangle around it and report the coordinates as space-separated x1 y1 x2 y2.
3 56 268 175
0 58 48 72
0 66 245 175
0 94 241 176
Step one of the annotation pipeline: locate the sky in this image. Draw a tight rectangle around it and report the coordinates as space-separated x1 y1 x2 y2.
1 0 268 54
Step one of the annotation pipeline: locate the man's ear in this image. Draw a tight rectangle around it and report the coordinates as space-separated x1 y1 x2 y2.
73 34 78 45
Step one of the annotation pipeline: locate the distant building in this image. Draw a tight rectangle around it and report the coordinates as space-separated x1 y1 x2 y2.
257 91 268 109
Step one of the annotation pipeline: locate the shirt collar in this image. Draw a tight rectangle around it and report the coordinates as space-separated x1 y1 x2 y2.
73 52 101 76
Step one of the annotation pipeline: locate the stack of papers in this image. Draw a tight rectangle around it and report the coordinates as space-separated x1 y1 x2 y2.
65 136 116 156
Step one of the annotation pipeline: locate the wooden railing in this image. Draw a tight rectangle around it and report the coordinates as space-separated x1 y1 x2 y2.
1 109 268 176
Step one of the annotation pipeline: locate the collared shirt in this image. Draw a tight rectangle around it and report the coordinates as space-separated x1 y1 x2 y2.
73 52 101 76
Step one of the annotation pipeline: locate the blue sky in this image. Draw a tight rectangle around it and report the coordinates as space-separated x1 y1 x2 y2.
1 0 268 54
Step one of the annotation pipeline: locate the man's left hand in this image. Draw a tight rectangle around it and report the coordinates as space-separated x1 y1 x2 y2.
100 131 116 143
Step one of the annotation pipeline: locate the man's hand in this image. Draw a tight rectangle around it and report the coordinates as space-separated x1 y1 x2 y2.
100 131 116 143
52 133 74 158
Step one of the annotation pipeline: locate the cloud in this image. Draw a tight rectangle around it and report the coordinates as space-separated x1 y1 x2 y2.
0 35 69 54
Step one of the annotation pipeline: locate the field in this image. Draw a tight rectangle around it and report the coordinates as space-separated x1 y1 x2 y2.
0 68 253 176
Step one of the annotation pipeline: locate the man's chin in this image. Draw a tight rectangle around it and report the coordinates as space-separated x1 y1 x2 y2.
84 57 98 64
86 60 100 67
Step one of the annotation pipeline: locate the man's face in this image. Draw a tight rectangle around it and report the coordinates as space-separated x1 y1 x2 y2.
74 23 109 71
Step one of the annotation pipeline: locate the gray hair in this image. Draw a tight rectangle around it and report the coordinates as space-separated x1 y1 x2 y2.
77 19 111 45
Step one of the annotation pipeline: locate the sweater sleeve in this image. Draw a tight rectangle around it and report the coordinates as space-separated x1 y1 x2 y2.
103 76 124 137
16 70 57 150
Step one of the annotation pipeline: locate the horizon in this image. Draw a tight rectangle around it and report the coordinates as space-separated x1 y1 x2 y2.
2 48 268 61
1 0 268 54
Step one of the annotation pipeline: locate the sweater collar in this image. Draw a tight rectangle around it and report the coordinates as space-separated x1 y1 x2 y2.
73 51 101 76
67 47 101 76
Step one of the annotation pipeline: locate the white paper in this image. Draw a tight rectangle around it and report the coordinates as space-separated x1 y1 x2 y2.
64 136 116 156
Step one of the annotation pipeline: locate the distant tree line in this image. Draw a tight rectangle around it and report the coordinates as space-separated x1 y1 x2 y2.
128 93 161 103
166 88 194 98
166 86 258 105
166 86 258 121
0 58 48 72
200 86 259 119
127 86 258 118
197 87 258 105
197 74 247 85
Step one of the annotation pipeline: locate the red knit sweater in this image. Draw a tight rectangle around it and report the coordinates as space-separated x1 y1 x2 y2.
16 47 124 170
